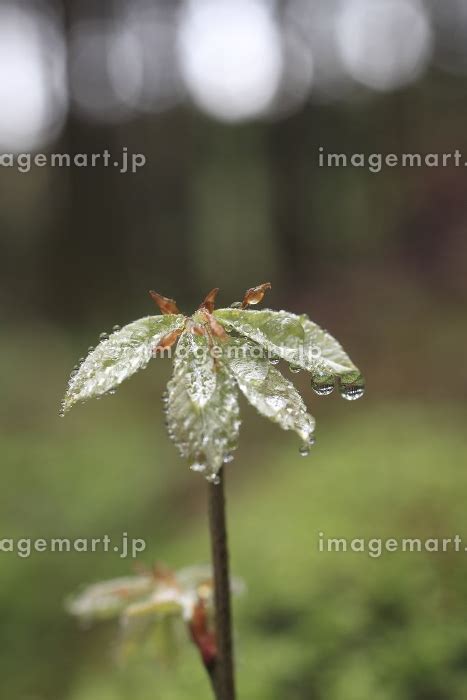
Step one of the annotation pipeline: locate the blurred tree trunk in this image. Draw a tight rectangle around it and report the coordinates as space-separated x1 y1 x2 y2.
41 0 128 324
267 105 315 296
41 0 195 325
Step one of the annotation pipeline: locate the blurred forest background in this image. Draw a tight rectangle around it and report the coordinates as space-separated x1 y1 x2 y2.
1 0 467 698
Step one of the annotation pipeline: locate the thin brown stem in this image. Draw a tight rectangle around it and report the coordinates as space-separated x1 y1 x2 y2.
208 468 236 700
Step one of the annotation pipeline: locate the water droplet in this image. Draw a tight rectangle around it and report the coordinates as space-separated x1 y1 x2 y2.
108 389 116 395
206 473 220 485
190 461 206 473
223 453 234 464
311 373 335 396
339 373 365 401
112 325 121 332
269 355 280 365
78 357 85 364
299 444 310 457
230 302 243 308
88 346 94 352
289 364 301 373
99 332 109 340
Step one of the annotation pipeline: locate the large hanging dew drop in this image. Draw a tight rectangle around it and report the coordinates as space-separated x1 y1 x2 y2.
339 373 365 401
299 433 316 456
311 372 335 396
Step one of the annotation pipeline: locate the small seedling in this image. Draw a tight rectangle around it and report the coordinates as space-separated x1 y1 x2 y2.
62 283 364 699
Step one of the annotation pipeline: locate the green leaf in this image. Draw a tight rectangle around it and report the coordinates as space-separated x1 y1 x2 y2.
165 331 240 481
62 315 185 412
225 338 315 444
214 308 363 396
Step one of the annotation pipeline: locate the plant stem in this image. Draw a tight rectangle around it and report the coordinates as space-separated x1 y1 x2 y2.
208 467 236 700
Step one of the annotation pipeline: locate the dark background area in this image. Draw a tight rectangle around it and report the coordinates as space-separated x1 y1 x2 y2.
1 1 467 698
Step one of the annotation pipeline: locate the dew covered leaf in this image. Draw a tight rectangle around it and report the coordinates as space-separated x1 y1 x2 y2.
63 314 185 412
298 314 364 398
297 314 359 374
214 309 306 363
225 338 315 443
165 331 240 480
214 308 363 396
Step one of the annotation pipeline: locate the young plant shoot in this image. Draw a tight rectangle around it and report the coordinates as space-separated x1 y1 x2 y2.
62 283 364 700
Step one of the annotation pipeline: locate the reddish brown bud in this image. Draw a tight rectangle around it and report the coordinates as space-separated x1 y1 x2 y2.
191 323 207 336
207 313 228 339
153 328 182 354
149 291 181 315
200 288 220 314
189 598 217 670
241 282 272 308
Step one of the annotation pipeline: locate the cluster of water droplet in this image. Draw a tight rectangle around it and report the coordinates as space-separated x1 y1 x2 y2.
227 341 316 451
185 336 217 408
163 334 241 484
215 310 366 407
216 309 306 365
61 305 365 482
61 317 185 415
59 354 88 416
